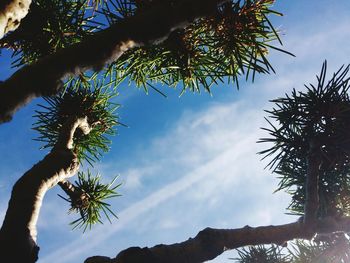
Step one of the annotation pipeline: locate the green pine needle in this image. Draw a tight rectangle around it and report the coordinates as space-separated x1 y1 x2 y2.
259 61 350 217
0 0 99 66
64 170 121 232
102 0 291 94
33 76 120 164
233 245 290 263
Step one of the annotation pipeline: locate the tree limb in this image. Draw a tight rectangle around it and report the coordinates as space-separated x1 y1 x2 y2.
58 179 90 211
85 216 350 263
304 139 321 227
55 116 93 151
0 0 228 124
58 180 79 198
0 0 32 39
0 117 92 263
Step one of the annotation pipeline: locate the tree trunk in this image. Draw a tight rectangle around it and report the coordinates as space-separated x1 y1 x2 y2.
0 149 78 262
0 117 90 262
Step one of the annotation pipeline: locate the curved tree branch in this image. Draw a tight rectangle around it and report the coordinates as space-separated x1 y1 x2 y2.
0 0 32 39
0 117 92 263
85 216 350 263
58 179 89 210
55 116 93 151
0 0 228 124
58 179 79 198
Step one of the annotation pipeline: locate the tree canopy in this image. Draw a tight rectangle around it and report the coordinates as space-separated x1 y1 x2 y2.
1 0 350 263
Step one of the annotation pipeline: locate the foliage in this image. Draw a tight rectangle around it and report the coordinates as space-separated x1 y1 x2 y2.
7 1 348 260
103 0 293 94
0 0 99 66
233 245 290 263
234 236 350 263
33 75 122 230
259 62 350 217
0 0 290 94
1 0 350 261
289 235 350 263
0 0 290 233
60 170 121 232
33 76 120 164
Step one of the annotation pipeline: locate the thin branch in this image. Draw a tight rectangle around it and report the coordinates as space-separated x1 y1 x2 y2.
85 217 350 263
58 179 90 214
0 0 32 39
58 180 78 199
54 116 92 151
304 139 321 227
0 0 228 124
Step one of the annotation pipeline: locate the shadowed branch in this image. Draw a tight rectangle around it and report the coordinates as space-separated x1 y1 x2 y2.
0 0 228 123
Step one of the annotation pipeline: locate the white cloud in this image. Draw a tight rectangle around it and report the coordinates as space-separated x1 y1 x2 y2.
122 165 160 191
123 169 142 190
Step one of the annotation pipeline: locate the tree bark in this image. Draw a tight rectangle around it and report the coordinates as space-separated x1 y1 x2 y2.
58 180 79 199
304 139 321 228
0 0 228 124
0 117 91 263
0 0 32 39
0 149 78 263
85 216 350 263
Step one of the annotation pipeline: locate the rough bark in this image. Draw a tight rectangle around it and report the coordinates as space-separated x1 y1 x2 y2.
0 149 78 263
85 217 350 263
0 0 32 39
0 117 91 263
0 0 228 124
58 179 90 210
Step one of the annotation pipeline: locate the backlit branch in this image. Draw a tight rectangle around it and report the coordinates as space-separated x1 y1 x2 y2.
0 0 228 123
0 116 94 262
54 116 92 151
85 216 350 263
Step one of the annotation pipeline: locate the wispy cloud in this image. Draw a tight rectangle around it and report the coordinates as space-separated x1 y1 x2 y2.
39 98 291 263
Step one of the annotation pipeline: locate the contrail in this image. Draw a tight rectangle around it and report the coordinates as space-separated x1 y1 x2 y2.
39 137 253 263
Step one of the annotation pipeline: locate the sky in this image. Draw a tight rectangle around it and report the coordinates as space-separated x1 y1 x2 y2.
1 1 350 262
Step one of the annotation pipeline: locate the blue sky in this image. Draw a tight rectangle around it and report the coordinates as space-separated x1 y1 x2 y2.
1 1 350 262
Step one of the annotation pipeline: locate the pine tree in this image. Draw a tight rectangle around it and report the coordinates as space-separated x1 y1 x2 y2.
1 1 350 263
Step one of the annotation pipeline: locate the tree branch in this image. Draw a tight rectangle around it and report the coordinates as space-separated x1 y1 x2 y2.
85 217 350 263
0 0 228 124
0 0 32 39
304 139 321 227
58 180 79 198
58 179 90 210
54 116 92 151
0 116 93 263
